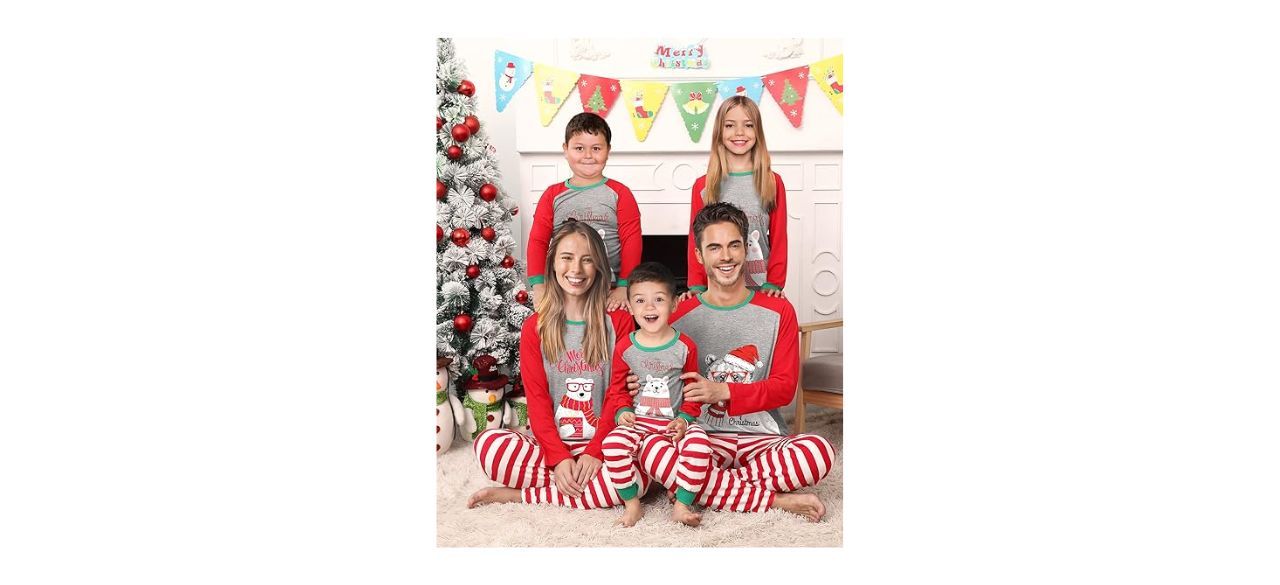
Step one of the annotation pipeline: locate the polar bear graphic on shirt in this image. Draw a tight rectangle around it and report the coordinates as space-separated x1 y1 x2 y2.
556 377 598 440
744 229 766 288
634 374 674 418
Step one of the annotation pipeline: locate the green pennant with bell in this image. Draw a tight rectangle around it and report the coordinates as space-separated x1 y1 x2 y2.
670 81 719 143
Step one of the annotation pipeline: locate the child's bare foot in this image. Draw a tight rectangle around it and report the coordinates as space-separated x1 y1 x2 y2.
773 493 825 522
672 501 702 527
467 487 520 508
615 498 643 527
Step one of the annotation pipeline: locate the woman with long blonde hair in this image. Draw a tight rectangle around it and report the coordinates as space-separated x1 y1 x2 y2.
682 95 790 300
468 220 643 510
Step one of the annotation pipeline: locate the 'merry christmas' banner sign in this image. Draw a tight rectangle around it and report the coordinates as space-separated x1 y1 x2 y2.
495 50 844 138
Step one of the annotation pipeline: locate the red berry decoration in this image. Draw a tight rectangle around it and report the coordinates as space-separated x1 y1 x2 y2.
450 227 470 247
466 265 480 279
453 314 473 333
501 255 515 269
451 123 471 143
437 180 446 200
457 79 475 96
516 290 528 304
478 183 498 202
481 227 496 241
437 116 443 130
464 115 480 134
510 206 518 216
446 145 462 160
437 225 443 242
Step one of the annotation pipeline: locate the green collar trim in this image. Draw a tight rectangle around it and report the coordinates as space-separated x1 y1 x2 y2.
697 289 755 311
727 170 754 176
565 319 586 325
629 330 678 352
564 177 608 190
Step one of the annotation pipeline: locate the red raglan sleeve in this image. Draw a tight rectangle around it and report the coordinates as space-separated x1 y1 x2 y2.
764 172 788 291
677 334 703 419
583 310 637 461
686 176 708 291
612 181 643 286
602 339 635 426
726 298 799 416
520 315 573 469
526 184 560 286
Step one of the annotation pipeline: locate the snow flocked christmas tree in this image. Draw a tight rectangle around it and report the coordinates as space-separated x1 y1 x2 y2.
436 38 533 396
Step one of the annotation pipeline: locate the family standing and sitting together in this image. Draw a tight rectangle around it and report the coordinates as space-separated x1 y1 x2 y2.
466 96 836 525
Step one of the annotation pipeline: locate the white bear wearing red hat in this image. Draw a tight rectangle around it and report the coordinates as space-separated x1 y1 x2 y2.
700 344 764 423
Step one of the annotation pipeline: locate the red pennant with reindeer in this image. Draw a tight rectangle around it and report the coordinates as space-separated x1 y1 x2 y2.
577 74 622 118
763 65 811 128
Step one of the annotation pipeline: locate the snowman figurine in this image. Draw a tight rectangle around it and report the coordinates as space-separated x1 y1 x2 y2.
502 377 532 436
458 355 511 442
436 356 464 454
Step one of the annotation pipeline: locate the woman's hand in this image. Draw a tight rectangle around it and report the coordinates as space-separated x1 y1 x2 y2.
617 411 636 427
763 287 786 298
626 373 640 397
606 286 629 313
531 283 545 304
553 458 583 498
574 454 603 487
677 290 698 303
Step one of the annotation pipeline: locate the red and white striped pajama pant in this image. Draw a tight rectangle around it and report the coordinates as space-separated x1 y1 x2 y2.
601 415 711 499
638 431 836 513
472 428 650 510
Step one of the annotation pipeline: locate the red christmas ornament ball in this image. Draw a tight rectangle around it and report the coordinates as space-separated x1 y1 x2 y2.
510 206 519 216
516 290 528 304
436 180 446 199
481 227 496 241
453 314 473 332
437 116 443 130
446 145 462 160
437 225 443 242
479 183 498 202
451 123 471 143
457 79 475 96
450 227 470 247
501 255 515 269
466 265 481 279
464 115 480 134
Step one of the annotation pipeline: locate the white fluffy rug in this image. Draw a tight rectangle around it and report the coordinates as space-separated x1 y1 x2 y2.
436 407 842 547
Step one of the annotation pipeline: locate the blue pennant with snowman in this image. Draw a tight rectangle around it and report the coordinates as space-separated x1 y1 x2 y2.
493 51 534 112
716 76 765 105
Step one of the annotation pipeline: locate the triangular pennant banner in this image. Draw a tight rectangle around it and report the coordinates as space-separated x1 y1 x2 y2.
494 51 534 113
576 74 622 118
763 66 811 128
810 54 843 115
618 80 669 141
716 76 765 105
533 63 580 127
671 81 719 143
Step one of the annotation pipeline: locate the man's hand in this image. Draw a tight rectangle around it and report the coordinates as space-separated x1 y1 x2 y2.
666 417 689 442
606 286 629 313
680 371 731 405
574 454 602 486
617 411 636 427
626 373 640 397
554 458 583 498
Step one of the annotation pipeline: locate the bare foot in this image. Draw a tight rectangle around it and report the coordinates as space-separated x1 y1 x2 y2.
773 493 825 523
615 499 643 527
672 501 702 527
467 487 520 508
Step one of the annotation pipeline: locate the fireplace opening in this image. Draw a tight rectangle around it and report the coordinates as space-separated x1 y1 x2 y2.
640 235 690 294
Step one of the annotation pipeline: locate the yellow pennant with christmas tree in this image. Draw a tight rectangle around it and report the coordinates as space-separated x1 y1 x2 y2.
533 63 580 126
811 54 844 115
619 80 669 141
